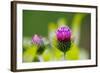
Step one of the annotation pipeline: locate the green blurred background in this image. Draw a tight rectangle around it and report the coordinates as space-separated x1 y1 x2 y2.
23 10 91 62
23 10 74 37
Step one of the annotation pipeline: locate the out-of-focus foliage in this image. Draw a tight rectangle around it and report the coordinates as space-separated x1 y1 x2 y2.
23 45 37 62
66 43 79 60
72 14 87 45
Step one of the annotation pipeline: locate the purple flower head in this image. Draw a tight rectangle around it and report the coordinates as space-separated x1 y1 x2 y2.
32 34 43 46
56 26 71 42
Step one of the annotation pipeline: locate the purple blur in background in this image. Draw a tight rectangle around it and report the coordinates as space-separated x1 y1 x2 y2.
32 34 43 46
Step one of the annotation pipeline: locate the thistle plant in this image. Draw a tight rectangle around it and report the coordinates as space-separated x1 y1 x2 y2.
32 34 45 61
56 26 71 60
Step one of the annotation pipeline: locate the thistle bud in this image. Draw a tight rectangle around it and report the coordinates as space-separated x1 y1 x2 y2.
32 34 43 46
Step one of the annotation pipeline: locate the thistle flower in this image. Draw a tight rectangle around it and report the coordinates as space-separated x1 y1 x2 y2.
32 34 43 46
56 26 72 60
32 34 45 61
56 26 71 42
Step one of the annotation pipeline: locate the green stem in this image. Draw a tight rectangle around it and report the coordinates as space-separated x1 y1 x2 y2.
64 52 66 60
